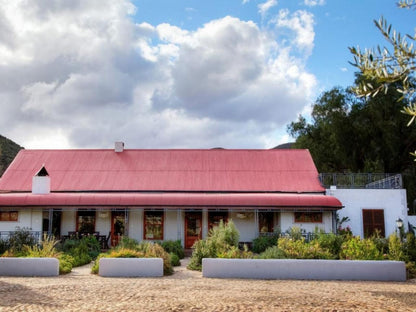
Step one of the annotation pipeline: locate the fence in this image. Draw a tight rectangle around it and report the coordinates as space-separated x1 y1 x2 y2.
0 231 42 241
319 173 402 189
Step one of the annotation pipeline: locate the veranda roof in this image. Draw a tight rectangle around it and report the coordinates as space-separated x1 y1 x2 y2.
0 192 342 210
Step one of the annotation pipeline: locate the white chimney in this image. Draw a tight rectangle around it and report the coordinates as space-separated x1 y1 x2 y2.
115 142 124 152
32 166 50 194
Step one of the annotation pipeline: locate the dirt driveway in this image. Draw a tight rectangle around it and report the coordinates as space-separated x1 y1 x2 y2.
0 259 415 311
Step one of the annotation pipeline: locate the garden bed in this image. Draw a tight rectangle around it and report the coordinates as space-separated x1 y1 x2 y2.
0 257 59 277
202 258 406 281
99 258 163 277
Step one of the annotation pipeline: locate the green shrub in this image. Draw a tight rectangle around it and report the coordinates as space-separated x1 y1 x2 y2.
23 235 60 257
188 220 240 271
160 240 185 259
58 254 74 274
0 238 10 255
340 236 383 260
257 246 286 259
209 219 240 248
7 227 37 255
169 252 181 266
60 236 101 267
108 248 145 258
187 239 216 271
91 241 173 275
313 232 345 259
252 235 279 254
117 237 140 250
286 226 304 241
406 262 416 279
369 232 389 255
217 245 253 259
403 232 416 262
387 234 406 261
277 237 334 259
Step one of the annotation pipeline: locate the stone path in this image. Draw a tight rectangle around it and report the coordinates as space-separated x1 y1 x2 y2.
0 258 415 311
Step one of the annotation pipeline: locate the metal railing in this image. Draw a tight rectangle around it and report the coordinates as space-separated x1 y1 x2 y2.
319 173 402 189
0 231 42 241
259 231 329 242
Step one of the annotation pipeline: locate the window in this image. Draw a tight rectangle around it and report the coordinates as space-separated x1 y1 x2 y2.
144 211 164 240
77 210 96 233
208 211 228 229
0 211 18 221
294 212 322 223
363 209 385 238
259 212 274 233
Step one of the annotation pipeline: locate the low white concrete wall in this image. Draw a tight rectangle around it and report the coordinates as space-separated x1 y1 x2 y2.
0 258 59 277
202 258 406 281
99 258 163 277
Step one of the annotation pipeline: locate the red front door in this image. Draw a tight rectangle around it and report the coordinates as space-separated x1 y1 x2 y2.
111 212 125 246
185 212 202 248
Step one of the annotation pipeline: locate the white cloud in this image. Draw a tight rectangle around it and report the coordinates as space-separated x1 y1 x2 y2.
273 9 315 55
258 0 278 17
304 0 325 6
0 0 316 150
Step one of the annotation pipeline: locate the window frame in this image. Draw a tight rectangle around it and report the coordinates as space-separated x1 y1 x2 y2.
362 209 385 238
294 212 323 223
143 210 164 240
0 211 18 222
208 211 228 230
259 211 275 233
76 210 96 234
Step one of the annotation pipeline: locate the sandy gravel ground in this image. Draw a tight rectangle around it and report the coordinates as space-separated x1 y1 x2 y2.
0 259 416 311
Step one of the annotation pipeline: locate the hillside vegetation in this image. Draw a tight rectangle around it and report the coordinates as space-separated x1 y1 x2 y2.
0 135 23 177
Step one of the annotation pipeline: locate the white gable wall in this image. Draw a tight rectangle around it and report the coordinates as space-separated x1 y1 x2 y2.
327 188 408 237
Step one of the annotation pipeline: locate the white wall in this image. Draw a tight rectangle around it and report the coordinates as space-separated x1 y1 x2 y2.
165 210 181 241
280 211 333 233
128 210 143 241
95 210 111 236
229 212 256 242
327 188 408 237
0 208 42 232
61 210 76 234
409 216 416 228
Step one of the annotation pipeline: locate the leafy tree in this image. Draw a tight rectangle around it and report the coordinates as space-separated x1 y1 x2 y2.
349 1 415 131
0 134 23 177
288 80 416 173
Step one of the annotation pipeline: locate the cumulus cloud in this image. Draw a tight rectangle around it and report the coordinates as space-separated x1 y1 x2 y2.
258 0 278 17
273 9 315 55
304 0 325 6
0 0 316 149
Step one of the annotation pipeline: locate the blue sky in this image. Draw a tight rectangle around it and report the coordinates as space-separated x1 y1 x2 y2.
0 0 414 149
133 0 414 89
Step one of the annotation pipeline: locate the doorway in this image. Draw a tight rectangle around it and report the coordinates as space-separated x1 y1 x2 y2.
111 211 126 246
185 212 202 248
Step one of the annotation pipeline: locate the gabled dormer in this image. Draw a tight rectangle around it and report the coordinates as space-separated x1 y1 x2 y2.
32 165 50 194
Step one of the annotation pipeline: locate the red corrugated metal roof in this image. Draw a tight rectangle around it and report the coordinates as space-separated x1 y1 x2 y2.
0 192 342 209
0 149 324 193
